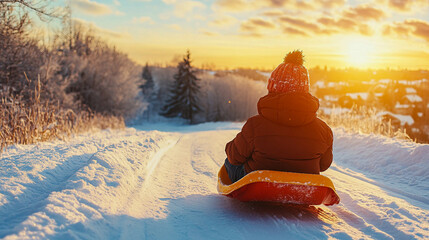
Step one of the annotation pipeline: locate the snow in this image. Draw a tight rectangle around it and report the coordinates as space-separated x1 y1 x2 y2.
319 107 351 115
346 92 369 101
313 81 325 88
404 94 423 103
378 79 428 86
406 88 417 94
323 95 339 102
1 122 429 239
256 71 271 78
377 111 415 126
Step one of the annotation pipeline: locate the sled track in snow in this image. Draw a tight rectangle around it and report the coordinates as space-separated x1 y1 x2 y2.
327 167 429 240
143 137 182 187
0 149 99 238
0 130 178 239
330 166 429 206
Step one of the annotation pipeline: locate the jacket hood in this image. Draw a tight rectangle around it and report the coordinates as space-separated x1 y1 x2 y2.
257 92 319 126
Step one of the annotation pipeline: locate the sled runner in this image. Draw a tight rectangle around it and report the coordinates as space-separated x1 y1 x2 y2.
217 165 340 206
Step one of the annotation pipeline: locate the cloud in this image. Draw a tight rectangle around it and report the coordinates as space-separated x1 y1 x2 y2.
404 20 429 41
209 15 238 27
295 1 314 10
213 0 249 12
343 5 386 21
132 16 154 24
199 29 219 36
384 19 429 42
213 0 344 13
70 0 112 15
317 16 375 36
385 0 429 12
314 0 346 9
357 24 373 36
318 17 358 33
283 26 308 36
173 0 206 18
241 32 264 38
72 18 130 39
267 0 288 7
262 10 285 17
256 0 315 9
279 16 321 33
240 17 276 32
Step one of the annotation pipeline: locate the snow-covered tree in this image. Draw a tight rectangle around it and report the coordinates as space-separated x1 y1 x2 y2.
140 63 157 119
198 72 266 122
58 23 142 118
161 50 201 124
0 2 44 96
141 63 154 92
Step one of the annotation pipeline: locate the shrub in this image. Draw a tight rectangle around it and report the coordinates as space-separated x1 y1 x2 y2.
1 76 125 153
319 105 412 141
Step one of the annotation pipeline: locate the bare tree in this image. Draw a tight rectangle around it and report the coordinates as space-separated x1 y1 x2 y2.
0 0 60 19
0 0 62 95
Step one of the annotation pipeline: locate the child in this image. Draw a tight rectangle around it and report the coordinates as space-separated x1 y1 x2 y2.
224 50 333 183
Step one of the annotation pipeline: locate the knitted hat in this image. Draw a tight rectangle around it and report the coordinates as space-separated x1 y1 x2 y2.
267 50 309 93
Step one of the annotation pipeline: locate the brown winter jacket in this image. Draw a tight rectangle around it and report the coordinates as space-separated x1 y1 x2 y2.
225 92 333 174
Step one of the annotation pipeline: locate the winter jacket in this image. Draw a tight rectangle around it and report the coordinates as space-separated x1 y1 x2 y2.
225 92 333 174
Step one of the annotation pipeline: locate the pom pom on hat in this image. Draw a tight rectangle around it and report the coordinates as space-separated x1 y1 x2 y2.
267 50 309 93
283 50 304 66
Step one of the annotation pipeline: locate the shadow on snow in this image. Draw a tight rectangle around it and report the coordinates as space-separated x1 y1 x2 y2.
52 194 340 240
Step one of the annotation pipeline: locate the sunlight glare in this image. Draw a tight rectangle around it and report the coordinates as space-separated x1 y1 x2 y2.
345 39 376 68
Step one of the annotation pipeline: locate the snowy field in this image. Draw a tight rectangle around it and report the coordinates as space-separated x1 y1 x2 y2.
0 122 428 240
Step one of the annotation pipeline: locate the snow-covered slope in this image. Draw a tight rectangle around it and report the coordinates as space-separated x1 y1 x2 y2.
0 123 428 240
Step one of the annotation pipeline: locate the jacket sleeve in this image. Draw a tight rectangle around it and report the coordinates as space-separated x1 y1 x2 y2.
225 120 254 165
320 128 333 172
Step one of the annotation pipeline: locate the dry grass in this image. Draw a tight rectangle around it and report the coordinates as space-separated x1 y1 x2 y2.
1 76 125 153
319 105 412 141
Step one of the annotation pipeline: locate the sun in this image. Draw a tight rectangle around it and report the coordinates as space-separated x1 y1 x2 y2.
345 38 376 68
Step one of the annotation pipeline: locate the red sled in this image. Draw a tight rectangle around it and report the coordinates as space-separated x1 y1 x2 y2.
217 165 340 206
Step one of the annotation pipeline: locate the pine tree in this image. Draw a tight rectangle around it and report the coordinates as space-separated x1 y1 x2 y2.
140 63 154 94
140 63 155 119
161 50 201 124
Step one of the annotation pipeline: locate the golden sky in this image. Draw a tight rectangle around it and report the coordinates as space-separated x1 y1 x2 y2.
68 0 429 70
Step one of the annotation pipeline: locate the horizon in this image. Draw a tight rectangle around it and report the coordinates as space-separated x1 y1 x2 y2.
48 0 429 70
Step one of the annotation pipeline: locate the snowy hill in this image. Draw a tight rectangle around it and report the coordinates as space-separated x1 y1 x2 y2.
0 122 428 240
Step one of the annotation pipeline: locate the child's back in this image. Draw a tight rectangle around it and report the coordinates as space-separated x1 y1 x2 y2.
225 50 333 182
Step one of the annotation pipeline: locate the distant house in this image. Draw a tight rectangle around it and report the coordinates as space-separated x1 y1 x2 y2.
402 94 423 105
398 79 428 86
340 92 369 106
405 87 417 94
378 79 393 85
313 81 326 89
320 95 339 107
377 111 414 128
393 94 423 115
394 103 411 115
346 92 369 101
338 95 353 108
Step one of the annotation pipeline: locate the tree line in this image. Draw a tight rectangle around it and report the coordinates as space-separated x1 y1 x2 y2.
140 51 266 124
1 0 141 151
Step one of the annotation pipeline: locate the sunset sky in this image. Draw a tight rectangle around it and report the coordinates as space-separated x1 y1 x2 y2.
64 0 429 70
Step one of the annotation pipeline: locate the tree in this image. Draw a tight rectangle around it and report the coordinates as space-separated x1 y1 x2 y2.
0 0 59 98
140 63 154 95
140 63 156 119
161 50 201 124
